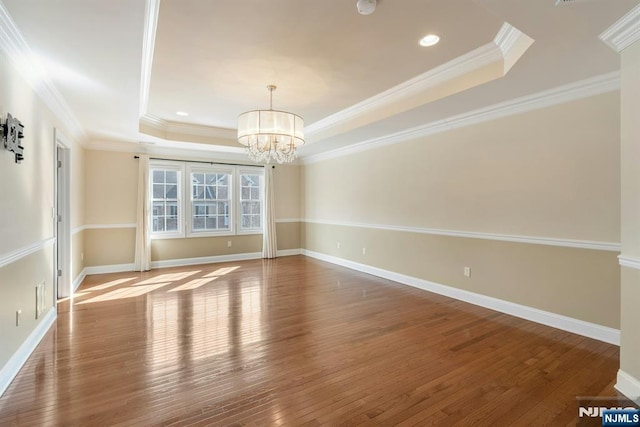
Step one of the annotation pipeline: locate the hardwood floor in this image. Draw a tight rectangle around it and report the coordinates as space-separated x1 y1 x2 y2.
0 255 623 425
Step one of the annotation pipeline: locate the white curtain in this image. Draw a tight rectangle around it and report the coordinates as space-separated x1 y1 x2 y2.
262 166 277 259
134 155 151 271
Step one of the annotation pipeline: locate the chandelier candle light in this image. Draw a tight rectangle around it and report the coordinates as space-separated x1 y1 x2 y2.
237 85 304 164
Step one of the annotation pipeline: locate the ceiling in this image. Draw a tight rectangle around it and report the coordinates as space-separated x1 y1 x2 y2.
1 0 638 160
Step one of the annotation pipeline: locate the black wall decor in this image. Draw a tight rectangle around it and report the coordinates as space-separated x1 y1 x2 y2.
1 113 25 163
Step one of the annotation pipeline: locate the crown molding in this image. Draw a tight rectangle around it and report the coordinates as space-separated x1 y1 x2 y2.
0 1 86 143
305 41 502 138
494 22 525 56
139 0 160 117
86 137 249 163
302 71 619 164
304 22 533 141
140 114 237 140
599 4 640 53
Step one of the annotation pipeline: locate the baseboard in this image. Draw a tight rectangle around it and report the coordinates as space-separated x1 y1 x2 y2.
151 252 263 269
85 263 136 275
616 370 640 404
301 250 621 346
85 250 304 273
0 307 57 397
277 248 302 257
72 268 86 293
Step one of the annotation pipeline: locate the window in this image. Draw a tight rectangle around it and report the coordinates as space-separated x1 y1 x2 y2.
151 166 182 236
149 161 263 239
239 173 262 232
190 170 231 233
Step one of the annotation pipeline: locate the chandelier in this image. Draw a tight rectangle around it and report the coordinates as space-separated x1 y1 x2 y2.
237 85 304 164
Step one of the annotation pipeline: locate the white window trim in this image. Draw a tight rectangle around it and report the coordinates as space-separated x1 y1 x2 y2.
149 161 185 240
237 168 265 235
149 161 265 240
186 165 235 238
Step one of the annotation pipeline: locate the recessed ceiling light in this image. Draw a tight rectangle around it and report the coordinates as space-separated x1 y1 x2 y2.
419 34 440 47
176 111 188 116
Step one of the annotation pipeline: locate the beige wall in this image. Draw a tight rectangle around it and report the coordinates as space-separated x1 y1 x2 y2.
304 93 620 243
85 150 138 225
273 165 302 220
619 40 640 387
0 51 84 369
303 222 620 328
83 152 303 267
303 92 621 329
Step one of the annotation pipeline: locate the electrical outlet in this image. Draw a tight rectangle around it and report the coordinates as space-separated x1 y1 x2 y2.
464 267 471 278
81 252 84 261
337 241 341 249
227 240 232 248
362 247 366 255
16 309 21 326
36 282 45 319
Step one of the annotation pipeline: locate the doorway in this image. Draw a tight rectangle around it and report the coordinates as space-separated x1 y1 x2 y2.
55 129 72 299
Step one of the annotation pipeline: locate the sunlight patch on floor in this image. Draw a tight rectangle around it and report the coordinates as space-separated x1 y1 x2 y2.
134 271 201 285
76 283 171 304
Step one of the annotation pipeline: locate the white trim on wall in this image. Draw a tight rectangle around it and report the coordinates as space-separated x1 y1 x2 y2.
72 267 86 293
600 4 640 53
151 252 263 269
0 237 56 269
619 255 640 270
304 40 503 139
76 221 301 233
302 72 619 164
85 263 136 275
0 307 56 397
302 249 620 346
303 219 620 252
616 370 640 403
139 0 160 117
84 249 303 275
72 223 137 235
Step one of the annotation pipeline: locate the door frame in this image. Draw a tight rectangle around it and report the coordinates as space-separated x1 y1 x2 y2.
54 128 72 299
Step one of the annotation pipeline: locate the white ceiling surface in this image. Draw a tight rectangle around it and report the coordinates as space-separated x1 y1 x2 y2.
1 0 638 158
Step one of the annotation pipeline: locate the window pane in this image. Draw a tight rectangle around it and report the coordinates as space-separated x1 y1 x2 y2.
153 184 164 199
252 201 261 214
192 173 203 184
205 186 216 200
166 218 178 231
218 174 229 185
218 186 228 199
166 185 178 199
218 216 228 229
153 202 165 216
251 215 261 229
250 187 260 200
241 187 249 200
166 171 177 184
205 217 216 229
153 170 164 182
193 217 205 230
153 218 164 232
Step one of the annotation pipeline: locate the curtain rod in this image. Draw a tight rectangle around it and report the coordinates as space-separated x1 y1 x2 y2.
133 155 274 168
